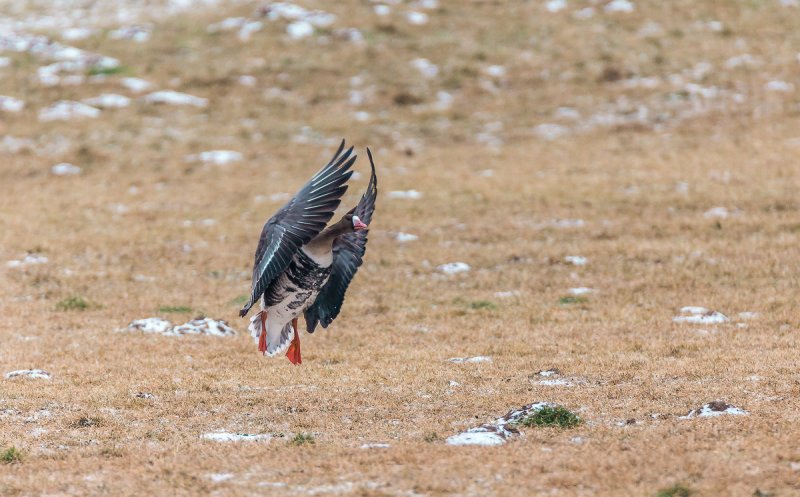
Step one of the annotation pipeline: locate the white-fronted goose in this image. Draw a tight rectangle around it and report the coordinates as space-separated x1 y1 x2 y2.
239 140 377 364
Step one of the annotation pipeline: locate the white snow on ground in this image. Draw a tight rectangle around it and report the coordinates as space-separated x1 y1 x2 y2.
534 123 568 140
545 0 567 13
260 2 336 26
201 431 272 442
5 369 51 380
494 291 520 298
764 80 794 93
61 27 94 41
569 287 593 295
406 11 429 25
673 307 729 324
143 90 208 107
446 402 554 446
6 253 48 267
286 21 313 39
125 317 173 334
171 318 237 336
447 431 506 446
186 150 243 165
679 401 748 419
374 5 391 16
605 0 634 13
411 58 438 78
534 369 575 386
39 101 100 121
0 96 24 112
538 378 573 386
551 218 585 228
121 317 236 336
388 190 422 199
448 356 491 364
394 232 418 243
565 255 588 266
120 77 152 93
51 163 82 176
208 473 234 483
82 94 130 108
704 206 727 218
438 262 470 274
109 24 152 42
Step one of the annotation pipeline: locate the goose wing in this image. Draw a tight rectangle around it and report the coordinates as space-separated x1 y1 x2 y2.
239 140 356 317
304 148 377 332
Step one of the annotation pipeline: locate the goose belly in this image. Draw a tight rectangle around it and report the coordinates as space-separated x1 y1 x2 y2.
262 250 331 321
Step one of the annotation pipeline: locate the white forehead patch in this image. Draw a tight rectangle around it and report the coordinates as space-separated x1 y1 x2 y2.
352 215 362 226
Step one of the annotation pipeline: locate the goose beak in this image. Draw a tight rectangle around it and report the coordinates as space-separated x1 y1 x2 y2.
353 215 368 231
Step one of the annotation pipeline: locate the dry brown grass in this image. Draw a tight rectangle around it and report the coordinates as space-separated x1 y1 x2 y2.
2 1 800 496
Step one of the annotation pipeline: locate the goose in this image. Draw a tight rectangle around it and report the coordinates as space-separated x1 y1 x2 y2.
238 140 377 364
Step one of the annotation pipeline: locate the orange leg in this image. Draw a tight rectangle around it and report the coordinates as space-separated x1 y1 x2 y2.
257 311 268 354
285 318 302 365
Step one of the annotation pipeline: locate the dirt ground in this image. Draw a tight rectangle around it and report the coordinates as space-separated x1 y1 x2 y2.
1 1 800 496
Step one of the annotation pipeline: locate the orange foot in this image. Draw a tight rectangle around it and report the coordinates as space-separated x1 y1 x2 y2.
286 318 301 365
257 311 268 354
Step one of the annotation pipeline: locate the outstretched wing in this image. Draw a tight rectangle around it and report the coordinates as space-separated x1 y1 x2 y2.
304 148 377 332
239 140 356 317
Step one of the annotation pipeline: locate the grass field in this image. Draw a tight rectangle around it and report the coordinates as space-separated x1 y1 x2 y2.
2 1 800 495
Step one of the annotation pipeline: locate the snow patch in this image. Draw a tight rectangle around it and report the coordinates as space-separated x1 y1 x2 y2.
5 369 51 380
82 94 130 108
448 356 491 364
121 77 152 93
121 317 236 337
201 432 272 442
764 80 794 93
208 473 234 483
564 255 588 266
679 401 748 419
395 232 418 243
388 190 422 199
551 218 585 229
109 25 152 43
545 0 567 13
494 291 520 298
143 91 208 107
406 11 429 25
534 123 568 141
286 21 314 39
39 101 100 121
568 287 593 295
446 402 554 446
438 262 470 274
673 307 729 324
538 379 573 386
7 253 48 267
186 150 243 165
704 206 736 219
411 58 438 79
61 27 94 41
51 163 81 176
604 0 634 13
171 318 237 336
0 96 24 112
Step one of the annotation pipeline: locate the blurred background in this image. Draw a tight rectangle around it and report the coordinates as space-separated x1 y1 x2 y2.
2 1 800 496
